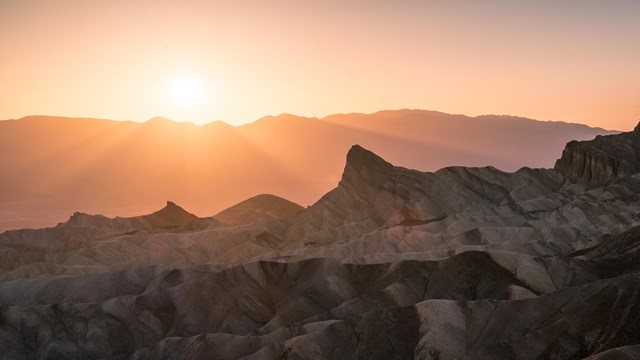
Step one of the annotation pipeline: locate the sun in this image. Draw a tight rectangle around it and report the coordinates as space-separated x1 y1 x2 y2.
170 75 202 107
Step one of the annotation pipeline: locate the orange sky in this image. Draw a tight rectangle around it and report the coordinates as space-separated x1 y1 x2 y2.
1 0 639 130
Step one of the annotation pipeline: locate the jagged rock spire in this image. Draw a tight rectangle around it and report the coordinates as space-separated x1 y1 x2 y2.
341 145 393 188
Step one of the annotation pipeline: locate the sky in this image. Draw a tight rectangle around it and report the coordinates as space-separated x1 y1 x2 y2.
1 0 639 129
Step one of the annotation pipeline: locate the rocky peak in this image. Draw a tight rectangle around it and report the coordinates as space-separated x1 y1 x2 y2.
60 211 113 228
150 201 197 221
65 211 94 224
165 200 180 209
340 145 394 188
554 126 640 182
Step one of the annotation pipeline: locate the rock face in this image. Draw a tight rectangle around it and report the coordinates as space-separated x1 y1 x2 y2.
2 127 640 359
554 121 640 182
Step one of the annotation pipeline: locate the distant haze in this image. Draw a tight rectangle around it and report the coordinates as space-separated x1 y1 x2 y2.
1 0 639 129
0 110 615 231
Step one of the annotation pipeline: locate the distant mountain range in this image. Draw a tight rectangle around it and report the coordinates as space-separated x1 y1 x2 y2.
0 109 615 231
1 123 640 358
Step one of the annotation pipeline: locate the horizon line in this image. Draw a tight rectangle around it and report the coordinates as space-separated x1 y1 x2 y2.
0 108 622 131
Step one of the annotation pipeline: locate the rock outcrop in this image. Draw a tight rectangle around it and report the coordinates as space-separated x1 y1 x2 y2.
554 121 640 182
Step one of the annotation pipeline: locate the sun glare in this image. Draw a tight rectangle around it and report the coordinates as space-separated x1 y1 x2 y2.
170 75 202 107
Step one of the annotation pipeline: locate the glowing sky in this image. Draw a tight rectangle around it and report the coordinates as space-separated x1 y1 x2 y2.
1 0 639 129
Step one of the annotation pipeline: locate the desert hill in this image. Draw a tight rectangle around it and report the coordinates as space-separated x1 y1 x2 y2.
1 124 640 358
213 194 305 226
0 110 614 231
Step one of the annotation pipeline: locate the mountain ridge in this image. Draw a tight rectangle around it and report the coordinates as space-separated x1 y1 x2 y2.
0 109 619 232
7 109 618 131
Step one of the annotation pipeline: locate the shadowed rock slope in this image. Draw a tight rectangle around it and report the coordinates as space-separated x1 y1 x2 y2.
2 125 640 359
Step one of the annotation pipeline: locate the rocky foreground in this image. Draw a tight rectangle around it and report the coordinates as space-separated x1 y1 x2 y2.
1 126 640 359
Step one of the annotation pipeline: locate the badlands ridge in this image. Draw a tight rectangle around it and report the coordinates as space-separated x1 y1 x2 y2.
1 124 640 358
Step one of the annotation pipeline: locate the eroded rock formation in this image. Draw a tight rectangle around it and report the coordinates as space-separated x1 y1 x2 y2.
2 126 640 359
554 121 640 182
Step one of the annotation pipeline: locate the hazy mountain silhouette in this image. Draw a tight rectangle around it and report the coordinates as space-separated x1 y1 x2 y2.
0 110 615 231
